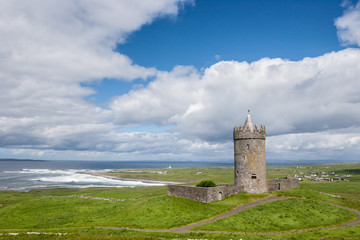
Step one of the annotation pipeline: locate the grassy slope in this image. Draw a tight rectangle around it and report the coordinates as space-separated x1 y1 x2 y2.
0 162 359 239
194 198 356 232
1 196 222 229
273 163 360 211
28 186 168 199
0 189 267 230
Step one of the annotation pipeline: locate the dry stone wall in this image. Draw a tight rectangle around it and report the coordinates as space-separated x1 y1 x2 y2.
267 178 299 192
167 185 243 203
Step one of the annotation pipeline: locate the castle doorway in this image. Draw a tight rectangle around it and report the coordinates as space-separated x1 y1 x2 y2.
217 191 223 200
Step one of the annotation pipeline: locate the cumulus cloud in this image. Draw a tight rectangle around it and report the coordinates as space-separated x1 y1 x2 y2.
335 1 360 46
110 65 202 125
109 47 360 160
0 0 192 83
1 0 360 161
0 126 231 161
111 49 360 140
0 0 172 85
267 128 360 161
0 0 195 157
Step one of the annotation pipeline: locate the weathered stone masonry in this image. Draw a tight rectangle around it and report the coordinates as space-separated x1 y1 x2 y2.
267 178 299 192
233 114 267 193
167 112 299 203
167 185 243 203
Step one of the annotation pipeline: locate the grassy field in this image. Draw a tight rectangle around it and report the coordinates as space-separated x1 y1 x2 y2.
104 166 234 184
0 162 359 239
0 188 267 230
1 196 228 229
1 225 360 240
273 162 360 212
0 186 167 208
103 161 360 183
194 198 356 232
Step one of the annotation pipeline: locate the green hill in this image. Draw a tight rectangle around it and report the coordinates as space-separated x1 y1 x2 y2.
0 162 359 239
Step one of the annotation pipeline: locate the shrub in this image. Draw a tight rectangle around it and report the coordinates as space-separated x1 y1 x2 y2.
196 180 216 187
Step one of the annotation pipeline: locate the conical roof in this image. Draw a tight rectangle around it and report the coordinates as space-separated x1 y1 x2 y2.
243 111 254 132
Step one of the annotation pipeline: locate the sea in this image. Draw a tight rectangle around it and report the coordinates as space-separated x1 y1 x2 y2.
0 160 233 192
1 159 358 192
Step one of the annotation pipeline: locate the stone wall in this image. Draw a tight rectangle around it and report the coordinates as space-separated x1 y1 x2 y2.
167 185 243 203
267 178 299 192
167 178 299 203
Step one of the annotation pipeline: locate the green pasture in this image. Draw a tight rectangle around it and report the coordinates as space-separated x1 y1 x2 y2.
28 186 167 199
194 198 356 232
0 190 267 230
273 163 360 211
0 162 359 239
104 166 234 184
103 162 360 184
0 187 167 208
1 224 360 240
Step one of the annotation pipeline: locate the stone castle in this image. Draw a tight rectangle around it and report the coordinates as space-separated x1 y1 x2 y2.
168 111 299 203
233 112 267 193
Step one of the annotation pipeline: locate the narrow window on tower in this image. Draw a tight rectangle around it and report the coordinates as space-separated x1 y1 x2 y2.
246 144 249 150
251 174 257 179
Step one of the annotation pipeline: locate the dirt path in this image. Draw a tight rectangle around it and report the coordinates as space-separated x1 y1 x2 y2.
93 196 292 233
189 200 360 236
2 196 359 236
171 196 292 233
96 196 360 235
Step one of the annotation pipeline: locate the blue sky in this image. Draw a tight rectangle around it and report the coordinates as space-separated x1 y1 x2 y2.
90 0 347 105
119 0 344 70
0 0 360 162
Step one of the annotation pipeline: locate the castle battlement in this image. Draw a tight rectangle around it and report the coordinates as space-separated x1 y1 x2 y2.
233 124 266 140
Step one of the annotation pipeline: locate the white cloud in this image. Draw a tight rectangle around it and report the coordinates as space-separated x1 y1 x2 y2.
267 127 360 160
111 49 360 140
0 0 198 159
0 129 230 161
110 65 202 125
109 47 360 160
1 0 360 162
335 1 360 46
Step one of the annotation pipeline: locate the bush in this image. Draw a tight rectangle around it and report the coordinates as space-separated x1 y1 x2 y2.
196 180 216 187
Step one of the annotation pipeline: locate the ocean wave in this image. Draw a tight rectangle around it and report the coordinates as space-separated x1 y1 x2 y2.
32 173 164 186
0 168 164 191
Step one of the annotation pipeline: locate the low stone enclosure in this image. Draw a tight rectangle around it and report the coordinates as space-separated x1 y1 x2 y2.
167 185 243 203
267 178 299 192
167 178 299 203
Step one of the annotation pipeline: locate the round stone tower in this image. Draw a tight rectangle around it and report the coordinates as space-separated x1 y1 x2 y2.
233 111 267 193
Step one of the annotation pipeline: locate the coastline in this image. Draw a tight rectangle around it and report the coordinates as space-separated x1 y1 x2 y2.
84 171 183 185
